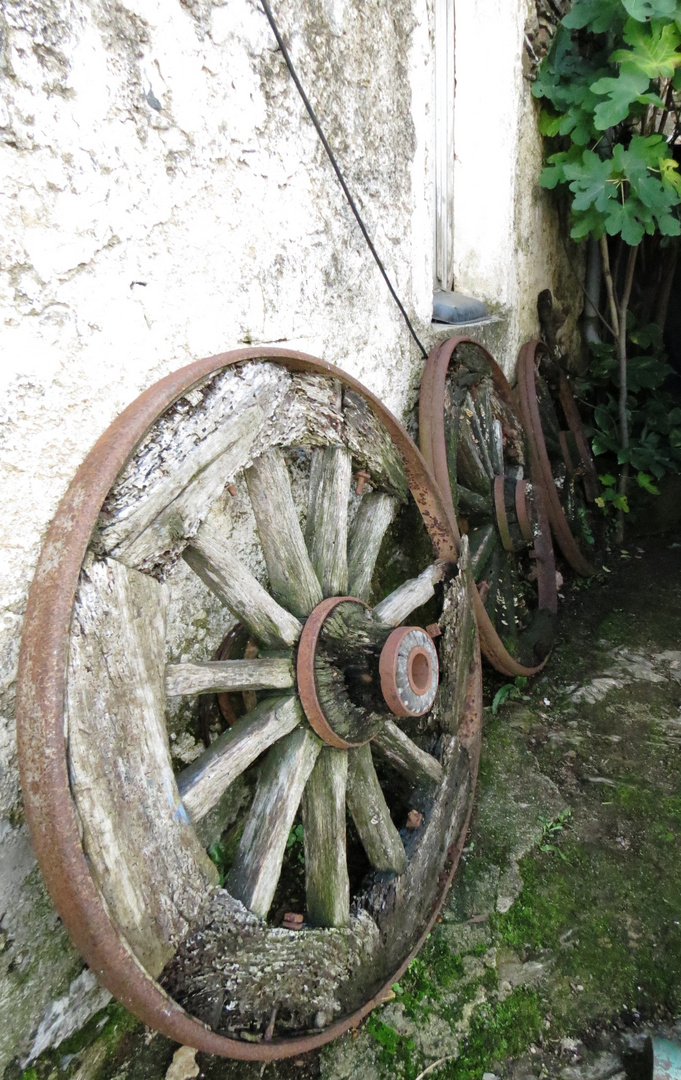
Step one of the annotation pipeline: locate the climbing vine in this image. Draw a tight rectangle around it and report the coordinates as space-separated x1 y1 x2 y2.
532 0 681 534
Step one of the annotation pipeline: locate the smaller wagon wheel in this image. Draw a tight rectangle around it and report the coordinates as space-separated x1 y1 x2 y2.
420 336 558 677
517 339 599 577
17 347 482 1061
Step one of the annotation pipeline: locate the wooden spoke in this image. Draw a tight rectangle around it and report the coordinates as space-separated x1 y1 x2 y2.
498 556 518 647
184 518 302 648
469 524 497 580
176 696 302 823
66 559 218 977
373 561 448 627
456 413 491 495
457 485 493 521
482 546 501 625
245 450 323 618
227 726 322 919
302 748 350 927
346 744 407 874
464 393 494 478
372 720 443 788
165 657 294 697
491 418 505 476
347 491 396 600
305 446 352 597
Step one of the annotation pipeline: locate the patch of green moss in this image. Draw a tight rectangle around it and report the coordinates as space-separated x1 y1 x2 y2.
598 609 630 644
443 990 544 1079
4 1004 141 1080
365 1015 418 1080
491 837 681 1028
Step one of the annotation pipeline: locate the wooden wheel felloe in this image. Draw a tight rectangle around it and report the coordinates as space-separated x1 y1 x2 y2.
419 337 558 677
517 339 599 577
17 348 482 1060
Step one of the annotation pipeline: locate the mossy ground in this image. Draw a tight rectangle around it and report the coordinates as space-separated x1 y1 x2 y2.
8 533 681 1080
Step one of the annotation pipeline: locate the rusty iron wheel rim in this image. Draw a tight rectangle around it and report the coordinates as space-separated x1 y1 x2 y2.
16 346 481 1061
419 336 557 678
296 595 374 749
516 340 597 578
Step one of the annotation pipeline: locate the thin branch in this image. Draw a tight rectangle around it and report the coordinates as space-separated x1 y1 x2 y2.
414 1055 459 1080
600 235 620 340
617 243 638 454
616 243 639 545
558 215 616 337
657 80 674 135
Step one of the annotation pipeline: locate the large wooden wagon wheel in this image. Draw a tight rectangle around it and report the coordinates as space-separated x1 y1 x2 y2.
17 348 482 1060
419 337 558 677
517 339 599 577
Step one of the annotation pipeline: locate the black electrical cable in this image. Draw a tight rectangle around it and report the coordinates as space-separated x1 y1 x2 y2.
258 0 428 360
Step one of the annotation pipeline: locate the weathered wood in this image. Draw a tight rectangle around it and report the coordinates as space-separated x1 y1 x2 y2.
491 417 505 476
457 413 491 495
430 534 477 736
227 727 322 918
66 558 218 977
95 363 291 569
346 744 407 874
343 390 409 501
100 408 267 571
457 485 492 520
261 373 345 450
245 450 323 619
483 546 502 626
305 446 352 597
177 696 303 823
358 538 478 971
469 524 497 579
165 658 294 697
498 554 518 645
184 518 302 647
347 491 396 601
161 891 380 1035
464 393 494 479
302 748 350 927
373 561 448 627
372 720 443 787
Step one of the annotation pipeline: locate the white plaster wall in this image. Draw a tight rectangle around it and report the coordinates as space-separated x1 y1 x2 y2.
452 0 583 376
0 0 435 1066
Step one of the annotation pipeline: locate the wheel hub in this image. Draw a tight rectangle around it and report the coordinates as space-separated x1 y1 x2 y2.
297 596 440 747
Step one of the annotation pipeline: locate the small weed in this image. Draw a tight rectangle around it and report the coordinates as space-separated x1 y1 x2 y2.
492 677 528 715
538 808 573 860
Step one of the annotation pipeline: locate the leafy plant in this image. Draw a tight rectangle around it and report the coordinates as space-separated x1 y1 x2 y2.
533 0 681 539
492 676 528 715
286 822 305 865
539 808 574 860
575 320 681 496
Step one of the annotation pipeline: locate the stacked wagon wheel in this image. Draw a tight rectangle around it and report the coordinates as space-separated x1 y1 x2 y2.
17 349 482 1059
420 337 558 677
517 339 600 578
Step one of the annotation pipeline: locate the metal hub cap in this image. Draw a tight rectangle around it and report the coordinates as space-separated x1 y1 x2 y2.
379 627 439 718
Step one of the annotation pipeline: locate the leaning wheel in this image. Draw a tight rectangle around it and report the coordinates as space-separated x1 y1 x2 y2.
17 348 481 1059
419 336 557 677
517 339 599 577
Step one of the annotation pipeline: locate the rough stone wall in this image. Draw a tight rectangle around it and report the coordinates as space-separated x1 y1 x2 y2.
0 0 433 1068
451 0 583 376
